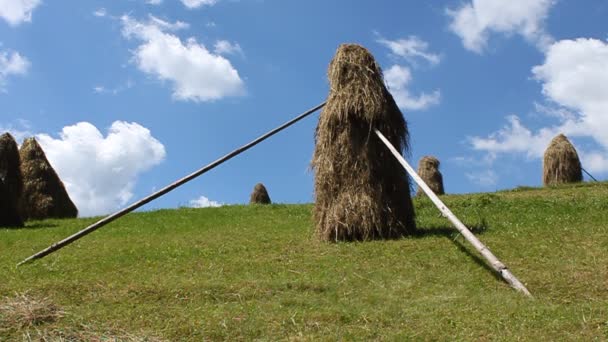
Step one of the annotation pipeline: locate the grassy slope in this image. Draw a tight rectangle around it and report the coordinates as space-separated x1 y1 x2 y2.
1 182 607 340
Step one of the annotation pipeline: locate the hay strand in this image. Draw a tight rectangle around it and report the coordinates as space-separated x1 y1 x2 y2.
0 133 24 227
416 156 444 196
312 44 416 241
249 183 271 204
19 137 78 220
542 134 582 186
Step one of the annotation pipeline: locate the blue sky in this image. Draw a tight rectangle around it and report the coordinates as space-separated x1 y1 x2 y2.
1 0 607 217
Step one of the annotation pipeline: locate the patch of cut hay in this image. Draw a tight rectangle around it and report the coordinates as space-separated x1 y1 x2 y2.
0 132 24 227
250 183 271 204
416 156 444 196
0 293 64 329
312 44 416 242
543 134 582 186
0 293 166 341
19 137 78 220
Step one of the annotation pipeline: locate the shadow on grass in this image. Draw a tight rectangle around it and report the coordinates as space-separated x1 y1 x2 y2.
21 222 60 230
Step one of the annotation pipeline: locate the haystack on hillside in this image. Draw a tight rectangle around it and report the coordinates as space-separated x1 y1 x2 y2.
312 44 416 241
0 133 24 227
19 137 78 220
249 183 271 204
416 156 444 196
543 134 582 186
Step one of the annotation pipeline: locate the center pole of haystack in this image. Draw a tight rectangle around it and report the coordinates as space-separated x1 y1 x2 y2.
312 44 416 241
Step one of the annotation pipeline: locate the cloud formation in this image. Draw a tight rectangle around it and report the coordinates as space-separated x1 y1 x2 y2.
377 35 441 66
0 50 29 91
36 121 166 217
0 0 41 26
181 0 218 9
121 15 244 102
384 65 441 111
447 0 555 53
470 38 608 174
189 195 222 208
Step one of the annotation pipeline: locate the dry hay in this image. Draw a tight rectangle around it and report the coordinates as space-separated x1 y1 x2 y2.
249 183 271 204
312 43 416 242
543 134 582 186
0 293 165 341
0 133 24 227
416 156 444 196
19 137 78 220
0 293 64 330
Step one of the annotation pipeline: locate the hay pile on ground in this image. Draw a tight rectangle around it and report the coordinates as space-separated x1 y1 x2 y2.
312 44 416 242
543 134 582 186
0 133 24 227
250 183 271 204
416 156 444 196
19 137 78 220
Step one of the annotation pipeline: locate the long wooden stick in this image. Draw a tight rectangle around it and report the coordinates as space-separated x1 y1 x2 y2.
374 129 532 297
581 167 598 182
17 102 326 266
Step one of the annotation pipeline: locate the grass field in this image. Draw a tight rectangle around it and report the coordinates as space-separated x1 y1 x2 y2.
1 182 607 340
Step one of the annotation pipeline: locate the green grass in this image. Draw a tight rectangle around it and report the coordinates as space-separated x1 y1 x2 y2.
1 182 607 340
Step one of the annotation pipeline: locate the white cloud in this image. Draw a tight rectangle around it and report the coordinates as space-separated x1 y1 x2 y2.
0 119 32 143
93 8 107 17
466 169 498 187
189 195 222 208
121 15 244 102
470 38 608 175
0 50 29 91
377 36 440 66
384 65 441 111
35 121 166 217
213 40 243 57
447 0 555 53
181 0 218 9
146 0 163 5
0 0 41 26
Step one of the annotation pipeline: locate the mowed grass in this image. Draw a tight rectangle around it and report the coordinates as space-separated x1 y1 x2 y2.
1 182 607 340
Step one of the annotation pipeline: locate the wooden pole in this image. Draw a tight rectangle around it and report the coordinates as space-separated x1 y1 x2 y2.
374 129 532 297
17 102 326 266
581 167 598 182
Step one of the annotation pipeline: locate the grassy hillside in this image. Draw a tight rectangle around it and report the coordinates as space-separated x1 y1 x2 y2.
1 182 607 340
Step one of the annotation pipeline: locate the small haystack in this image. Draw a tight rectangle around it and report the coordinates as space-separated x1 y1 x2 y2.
0 133 24 227
312 44 416 241
249 183 271 204
543 134 582 186
19 137 78 220
416 156 444 196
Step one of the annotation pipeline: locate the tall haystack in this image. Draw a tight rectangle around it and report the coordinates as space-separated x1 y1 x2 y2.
543 134 582 186
0 133 24 227
249 183 271 204
416 156 444 196
19 137 78 220
312 44 416 241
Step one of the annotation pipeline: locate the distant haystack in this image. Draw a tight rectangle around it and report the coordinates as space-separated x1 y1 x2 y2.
416 156 444 196
543 134 582 186
0 133 24 227
312 44 416 242
249 183 271 204
19 137 78 220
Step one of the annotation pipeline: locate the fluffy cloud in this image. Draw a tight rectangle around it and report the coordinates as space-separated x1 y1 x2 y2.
146 0 163 5
189 195 222 208
377 36 440 66
36 121 166 217
470 38 608 174
0 50 29 91
213 40 243 57
447 0 555 53
384 65 441 111
121 15 244 102
0 0 41 26
181 0 218 9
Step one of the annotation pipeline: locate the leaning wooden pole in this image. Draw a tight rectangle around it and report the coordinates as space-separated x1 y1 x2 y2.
17 102 326 266
375 129 532 297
